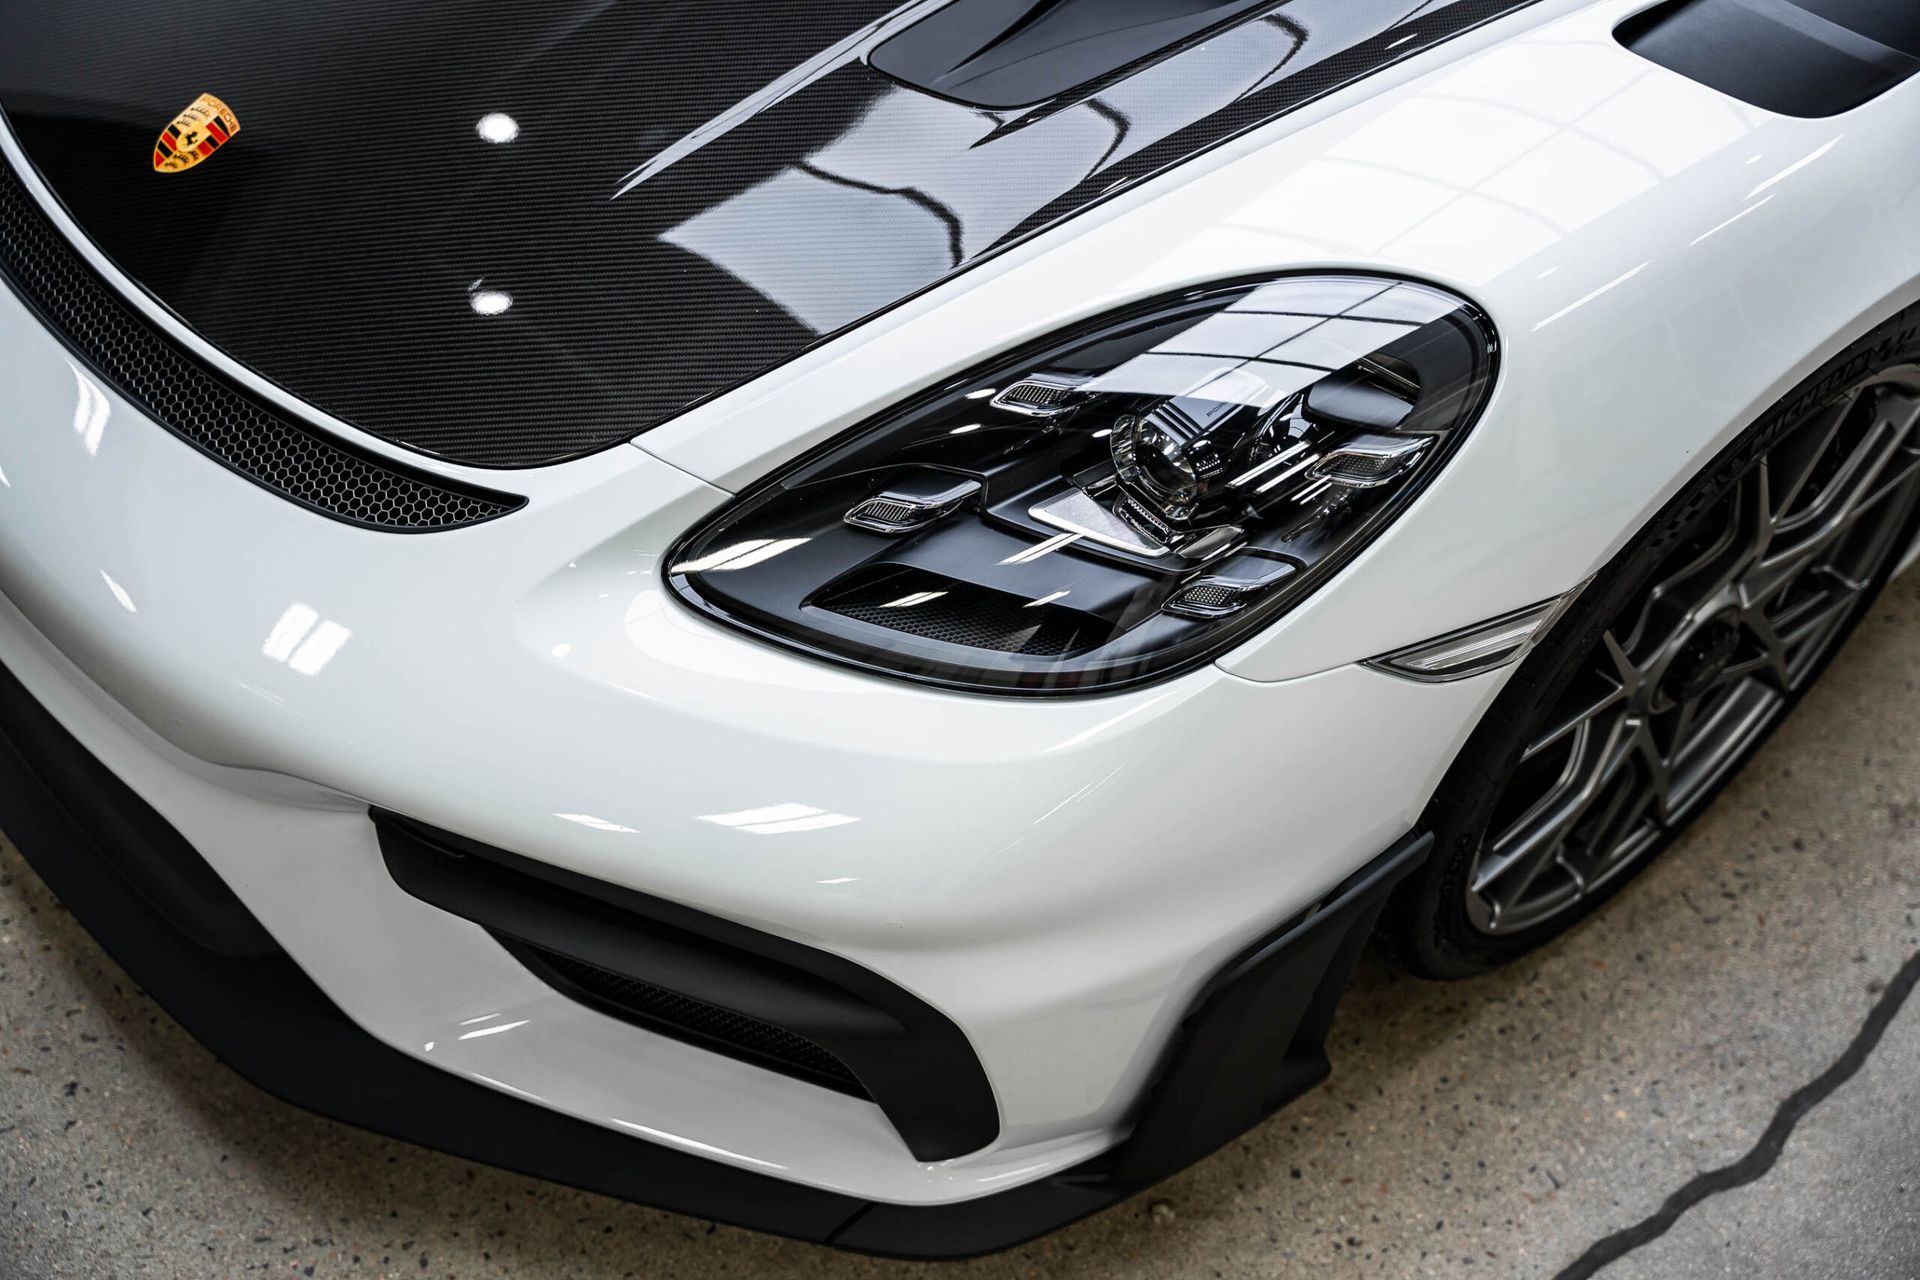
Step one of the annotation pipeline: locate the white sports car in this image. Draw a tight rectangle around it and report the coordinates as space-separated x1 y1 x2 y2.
1 0 1916 1257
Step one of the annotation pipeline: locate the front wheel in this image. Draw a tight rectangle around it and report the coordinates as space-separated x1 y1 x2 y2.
1388 312 1920 978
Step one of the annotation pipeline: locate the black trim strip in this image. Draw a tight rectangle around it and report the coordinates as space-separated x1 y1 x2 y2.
0 654 274 958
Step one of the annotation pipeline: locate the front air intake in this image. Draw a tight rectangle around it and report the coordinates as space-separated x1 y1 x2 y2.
374 813 999 1162
501 939 866 1095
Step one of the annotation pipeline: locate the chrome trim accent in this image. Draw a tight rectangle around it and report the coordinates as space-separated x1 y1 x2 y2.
1366 586 1585 683
1310 434 1430 489
991 374 1091 418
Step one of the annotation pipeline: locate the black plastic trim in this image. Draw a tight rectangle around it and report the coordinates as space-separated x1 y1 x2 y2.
374 812 999 1163
0 647 1430 1256
0 654 274 958
497 935 868 1097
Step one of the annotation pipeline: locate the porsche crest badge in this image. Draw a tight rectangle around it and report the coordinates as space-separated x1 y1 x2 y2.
153 93 239 174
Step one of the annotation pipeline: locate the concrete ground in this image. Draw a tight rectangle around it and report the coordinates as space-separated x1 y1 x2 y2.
3 581 1920 1280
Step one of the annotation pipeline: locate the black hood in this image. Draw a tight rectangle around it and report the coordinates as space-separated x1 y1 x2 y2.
0 0 1539 469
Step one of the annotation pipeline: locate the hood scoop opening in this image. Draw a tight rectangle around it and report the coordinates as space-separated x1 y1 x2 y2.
1618 0 1919 118
870 0 1278 107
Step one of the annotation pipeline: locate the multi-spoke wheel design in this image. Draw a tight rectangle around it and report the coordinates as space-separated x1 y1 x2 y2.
1467 366 1920 936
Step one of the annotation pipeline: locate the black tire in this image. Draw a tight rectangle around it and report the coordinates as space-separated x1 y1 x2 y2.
1387 304 1920 979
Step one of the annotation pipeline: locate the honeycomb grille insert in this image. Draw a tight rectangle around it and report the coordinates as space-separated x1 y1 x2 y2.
0 158 523 531
507 939 867 1096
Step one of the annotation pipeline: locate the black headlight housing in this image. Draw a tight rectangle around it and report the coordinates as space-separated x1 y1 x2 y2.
667 275 1499 695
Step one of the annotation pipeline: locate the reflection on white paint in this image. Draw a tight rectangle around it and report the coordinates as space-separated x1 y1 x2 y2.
458 1019 530 1041
1691 194 1774 247
69 363 109 455
1044 689 1179 754
471 1072 549 1104
263 604 320 661
288 620 351 674
99 570 136 613
699 803 860 836
554 812 640 834
1533 262 1648 332
609 1118 788 1171
670 537 809 575
262 602 352 675
1749 138 1838 199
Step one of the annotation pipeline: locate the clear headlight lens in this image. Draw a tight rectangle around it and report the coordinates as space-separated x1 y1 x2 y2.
668 275 1499 695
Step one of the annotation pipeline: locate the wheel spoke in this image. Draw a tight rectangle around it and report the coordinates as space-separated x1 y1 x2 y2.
1521 677 1628 763
1627 465 1775 673
1475 715 1633 902
1769 392 1856 520
1466 364 1920 937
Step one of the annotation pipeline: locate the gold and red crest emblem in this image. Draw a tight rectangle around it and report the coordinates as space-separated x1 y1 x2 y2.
153 93 239 174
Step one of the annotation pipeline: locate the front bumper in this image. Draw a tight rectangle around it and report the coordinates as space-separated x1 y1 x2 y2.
0 636 1427 1255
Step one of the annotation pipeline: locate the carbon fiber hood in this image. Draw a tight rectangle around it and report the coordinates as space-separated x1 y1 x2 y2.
0 0 1540 469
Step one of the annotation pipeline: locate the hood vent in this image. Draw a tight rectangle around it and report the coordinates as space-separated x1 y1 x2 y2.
870 0 1279 107
1618 0 1919 118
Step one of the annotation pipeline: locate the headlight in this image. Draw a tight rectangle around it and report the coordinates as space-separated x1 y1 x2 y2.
667 275 1498 695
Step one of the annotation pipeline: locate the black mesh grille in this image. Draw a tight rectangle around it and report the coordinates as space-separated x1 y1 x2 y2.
1180 583 1237 610
509 940 866 1096
820 567 1112 656
0 159 522 531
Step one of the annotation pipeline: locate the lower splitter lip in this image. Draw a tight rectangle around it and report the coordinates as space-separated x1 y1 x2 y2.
0 647 1429 1257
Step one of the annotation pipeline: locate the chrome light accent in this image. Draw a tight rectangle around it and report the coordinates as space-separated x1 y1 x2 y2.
1310 434 1430 489
990 374 1090 417
845 471 983 534
1367 588 1583 683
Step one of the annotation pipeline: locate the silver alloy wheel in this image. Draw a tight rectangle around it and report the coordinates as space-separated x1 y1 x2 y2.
1467 366 1920 936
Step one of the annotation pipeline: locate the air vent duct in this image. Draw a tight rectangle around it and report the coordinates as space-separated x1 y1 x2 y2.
1618 0 1920 118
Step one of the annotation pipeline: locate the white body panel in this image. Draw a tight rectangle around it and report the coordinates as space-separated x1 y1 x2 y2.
1 0 1916 1203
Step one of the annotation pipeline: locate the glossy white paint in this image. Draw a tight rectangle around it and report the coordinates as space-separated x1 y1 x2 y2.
1 0 1917 1207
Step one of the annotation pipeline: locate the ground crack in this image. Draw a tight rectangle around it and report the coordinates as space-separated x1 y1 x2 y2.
1552 948 1920 1280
